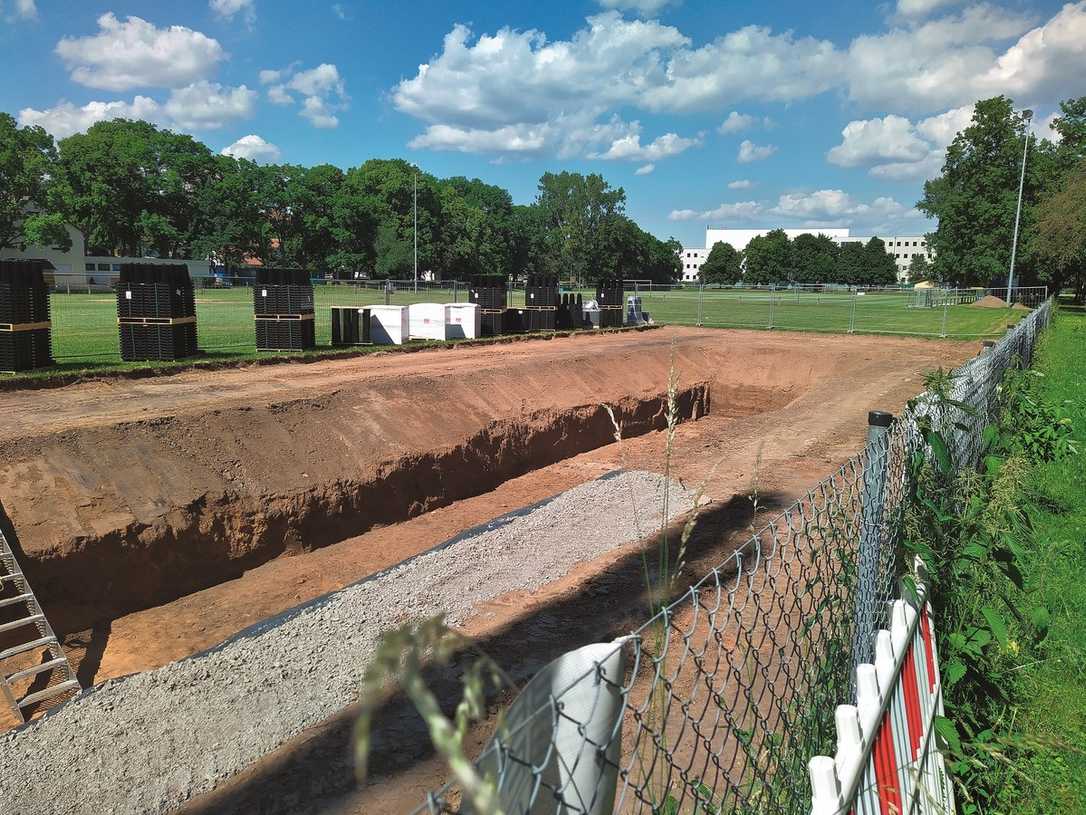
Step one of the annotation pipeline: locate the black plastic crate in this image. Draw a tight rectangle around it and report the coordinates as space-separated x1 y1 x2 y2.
501 308 527 335
527 308 556 332
254 284 314 317
254 267 311 286
118 322 198 362
480 311 503 337
525 274 559 308
330 307 371 346
0 329 53 372
0 260 52 324
255 317 316 351
117 282 195 320
469 275 507 311
595 278 625 308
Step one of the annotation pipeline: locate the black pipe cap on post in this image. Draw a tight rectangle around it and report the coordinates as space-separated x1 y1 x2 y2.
868 410 894 428
982 340 996 348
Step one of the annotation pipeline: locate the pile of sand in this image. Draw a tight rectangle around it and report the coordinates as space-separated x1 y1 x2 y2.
971 294 1009 308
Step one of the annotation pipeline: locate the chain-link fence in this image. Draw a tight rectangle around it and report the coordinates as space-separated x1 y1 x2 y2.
411 298 1053 815
41 275 1047 362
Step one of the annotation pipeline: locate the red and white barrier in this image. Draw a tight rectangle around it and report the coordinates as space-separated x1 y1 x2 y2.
808 586 956 815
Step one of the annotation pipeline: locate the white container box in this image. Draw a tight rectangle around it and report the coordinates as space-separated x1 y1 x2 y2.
368 305 409 345
408 302 451 341
445 302 481 340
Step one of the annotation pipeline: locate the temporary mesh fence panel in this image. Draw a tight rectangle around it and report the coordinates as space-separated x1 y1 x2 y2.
412 298 1052 815
40 280 1047 362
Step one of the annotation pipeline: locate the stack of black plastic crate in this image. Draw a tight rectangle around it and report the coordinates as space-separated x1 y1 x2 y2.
253 268 315 351
596 278 625 328
469 274 507 337
524 274 558 332
556 292 586 330
117 264 198 362
0 259 54 373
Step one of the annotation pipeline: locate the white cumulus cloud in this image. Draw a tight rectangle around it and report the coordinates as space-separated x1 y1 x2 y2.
827 105 973 180
164 82 257 130
718 111 756 133
262 63 349 128
221 134 281 162
209 0 255 25
19 82 258 139
18 97 164 139
635 163 655 175
737 139 776 163
55 13 224 92
728 179 753 190
590 127 701 161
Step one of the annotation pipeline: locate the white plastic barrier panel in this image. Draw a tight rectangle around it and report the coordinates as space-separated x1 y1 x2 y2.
408 302 450 341
368 305 409 345
445 302 481 340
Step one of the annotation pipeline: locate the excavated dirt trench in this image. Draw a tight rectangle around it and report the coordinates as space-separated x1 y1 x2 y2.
6 387 710 633
0 328 832 638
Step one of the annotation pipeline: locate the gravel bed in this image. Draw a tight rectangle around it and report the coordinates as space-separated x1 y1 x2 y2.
0 470 697 815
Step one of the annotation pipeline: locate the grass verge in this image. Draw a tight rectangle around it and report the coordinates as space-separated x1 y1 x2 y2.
993 309 1086 814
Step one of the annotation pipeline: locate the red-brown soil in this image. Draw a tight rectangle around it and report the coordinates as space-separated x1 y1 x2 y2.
0 328 976 756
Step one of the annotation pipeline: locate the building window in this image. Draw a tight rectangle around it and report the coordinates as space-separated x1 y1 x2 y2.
85 262 95 271
98 263 111 271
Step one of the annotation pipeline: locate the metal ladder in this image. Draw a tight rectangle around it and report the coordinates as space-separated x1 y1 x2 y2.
0 526 80 723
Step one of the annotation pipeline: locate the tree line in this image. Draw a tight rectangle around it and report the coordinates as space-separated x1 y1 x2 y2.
919 95 1086 301
698 230 902 287
0 116 682 283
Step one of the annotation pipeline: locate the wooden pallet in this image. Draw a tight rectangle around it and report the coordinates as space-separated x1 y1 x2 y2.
117 316 196 326
253 313 315 321
0 321 51 333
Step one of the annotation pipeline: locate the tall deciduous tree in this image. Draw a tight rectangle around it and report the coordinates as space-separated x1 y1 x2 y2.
908 252 932 282
1032 161 1086 303
0 113 70 251
699 241 742 285
837 241 867 285
918 97 1049 287
862 237 899 285
55 119 217 257
743 229 794 285
535 171 625 282
792 233 839 284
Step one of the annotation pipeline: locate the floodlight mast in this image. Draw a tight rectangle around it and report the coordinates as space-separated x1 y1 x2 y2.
1007 110 1033 300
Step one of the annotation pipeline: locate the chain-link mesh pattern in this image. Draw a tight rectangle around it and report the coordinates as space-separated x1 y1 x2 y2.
412 299 1053 815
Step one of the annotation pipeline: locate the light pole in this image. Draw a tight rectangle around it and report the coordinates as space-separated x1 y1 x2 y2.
1007 110 1033 300
412 173 417 295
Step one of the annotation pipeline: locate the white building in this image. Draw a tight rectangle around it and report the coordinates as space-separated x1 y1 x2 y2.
679 227 851 282
678 227 931 283
840 236 932 282
0 224 211 289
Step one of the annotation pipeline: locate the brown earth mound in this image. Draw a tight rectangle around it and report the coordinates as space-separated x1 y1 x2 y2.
972 294 1010 308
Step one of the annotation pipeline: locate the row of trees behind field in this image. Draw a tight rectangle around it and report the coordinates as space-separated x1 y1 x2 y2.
0 116 681 283
698 231 905 287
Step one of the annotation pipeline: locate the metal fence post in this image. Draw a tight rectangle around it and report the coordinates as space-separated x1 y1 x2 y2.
940 300 949 338
848 291 857 334
697 283 704 326
384 280 391 306
767 287 776 329
853 410 893 686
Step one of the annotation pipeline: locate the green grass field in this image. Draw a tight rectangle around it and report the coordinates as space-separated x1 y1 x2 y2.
12 285 1024 381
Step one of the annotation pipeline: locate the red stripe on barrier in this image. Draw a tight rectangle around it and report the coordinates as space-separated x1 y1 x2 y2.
902 645 924 759
920 606 936 692
873 711 902 815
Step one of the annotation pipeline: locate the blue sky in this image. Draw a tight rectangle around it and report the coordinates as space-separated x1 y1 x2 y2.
1 0 1083 246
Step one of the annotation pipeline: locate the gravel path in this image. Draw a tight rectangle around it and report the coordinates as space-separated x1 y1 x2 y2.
0 471 697 815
